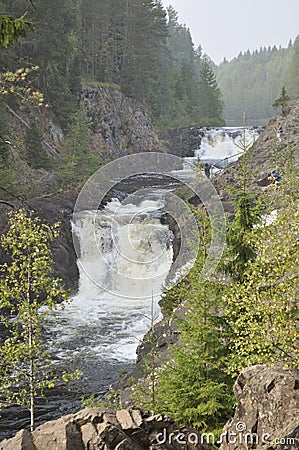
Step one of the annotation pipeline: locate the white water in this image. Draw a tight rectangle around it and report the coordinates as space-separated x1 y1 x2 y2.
48 126 260 379
183 127 260 176
49 196 173 363
196 127 258 160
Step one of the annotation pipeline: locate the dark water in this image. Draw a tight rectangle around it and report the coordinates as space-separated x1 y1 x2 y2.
0 174 181 441
0 357 133 441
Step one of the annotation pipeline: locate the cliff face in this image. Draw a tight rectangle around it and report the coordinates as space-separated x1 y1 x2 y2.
220 365 299 450
80 85 165 158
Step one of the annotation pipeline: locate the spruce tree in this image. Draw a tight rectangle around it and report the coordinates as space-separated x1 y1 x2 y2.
198 57 224 125
272 85 290 115
222 125 262 281
149 209 234 435
25 118 50 169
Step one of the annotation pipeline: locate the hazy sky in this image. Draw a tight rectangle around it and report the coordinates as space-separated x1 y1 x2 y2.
161 0 299 64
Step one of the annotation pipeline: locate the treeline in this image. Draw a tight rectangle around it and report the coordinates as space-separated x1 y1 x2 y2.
0 1 224 128
216 38 299 125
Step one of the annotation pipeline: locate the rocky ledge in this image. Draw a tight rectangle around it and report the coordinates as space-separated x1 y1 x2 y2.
220 365 299 450
0 407 210 450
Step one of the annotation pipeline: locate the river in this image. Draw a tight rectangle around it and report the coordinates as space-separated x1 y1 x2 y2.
0 126 260 440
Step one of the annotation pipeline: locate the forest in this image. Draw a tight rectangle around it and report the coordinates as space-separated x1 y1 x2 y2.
216 38 299 125
0 0 224 129
0 0 298 442
1 1 298 129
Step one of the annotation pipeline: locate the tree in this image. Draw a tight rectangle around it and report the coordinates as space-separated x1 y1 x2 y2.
285 36 299 100
0 13 33 48
143 209 235 436
224 198 299 375
155 278 235 435
198 57 224 125
272 85 290 115
25 117 50 169
0 210 79 431
222 123 262 281
0 99 17 197
59 104 100 186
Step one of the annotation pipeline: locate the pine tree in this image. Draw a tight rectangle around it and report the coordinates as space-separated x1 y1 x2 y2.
272 85 290 115
24 117 50 169
198 57 224 125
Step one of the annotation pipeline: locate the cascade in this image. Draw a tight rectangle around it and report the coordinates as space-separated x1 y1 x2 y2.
0 126 262 440
48 196 173 366
184 127 260 174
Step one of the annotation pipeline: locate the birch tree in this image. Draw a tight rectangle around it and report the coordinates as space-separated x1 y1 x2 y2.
0 210 79 431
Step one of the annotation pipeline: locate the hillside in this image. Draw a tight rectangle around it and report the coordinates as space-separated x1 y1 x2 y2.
216 38 299 126
216 97 299 191
0 1 223 130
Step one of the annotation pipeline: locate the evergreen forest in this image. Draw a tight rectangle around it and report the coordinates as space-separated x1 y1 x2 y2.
216 38 299 125
0 1 224 129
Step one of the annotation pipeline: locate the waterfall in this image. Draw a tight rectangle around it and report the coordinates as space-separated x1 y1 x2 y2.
48 196 173 364
195 127 260 164
182 127 260 175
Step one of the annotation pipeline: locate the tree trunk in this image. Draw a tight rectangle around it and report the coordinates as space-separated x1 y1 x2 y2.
29 326 34 432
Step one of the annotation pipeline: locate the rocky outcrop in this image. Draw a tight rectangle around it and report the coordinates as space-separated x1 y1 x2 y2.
220 365 299 450
158 126 203 157
216 99 299 191
81 85 166 158
0 407 211 450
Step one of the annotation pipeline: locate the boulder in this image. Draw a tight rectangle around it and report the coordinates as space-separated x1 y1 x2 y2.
219 365 299 450
0 407 211 450
0 430 36 450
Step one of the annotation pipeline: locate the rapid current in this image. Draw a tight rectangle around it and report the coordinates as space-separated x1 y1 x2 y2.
0 126 260 440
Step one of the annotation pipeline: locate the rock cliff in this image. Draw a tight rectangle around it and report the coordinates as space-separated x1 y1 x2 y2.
219 365 299 450
1 85 169 291
80 85 166 158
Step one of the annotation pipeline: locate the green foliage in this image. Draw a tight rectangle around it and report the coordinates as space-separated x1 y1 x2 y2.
285 37 299 100
272 86 290 114
0 99 17 196
0 210 80 430
0 66 44 106
198 57 224 125
224 192 299 375
24 117 51 169
135 209 235 434
224 193 261 281
0 1 226 129
155 278 235 434
59 104 101 187
222 128 263 280
0 13 33 48
81 393 106 408
217 44 296 125
0 99 9 162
